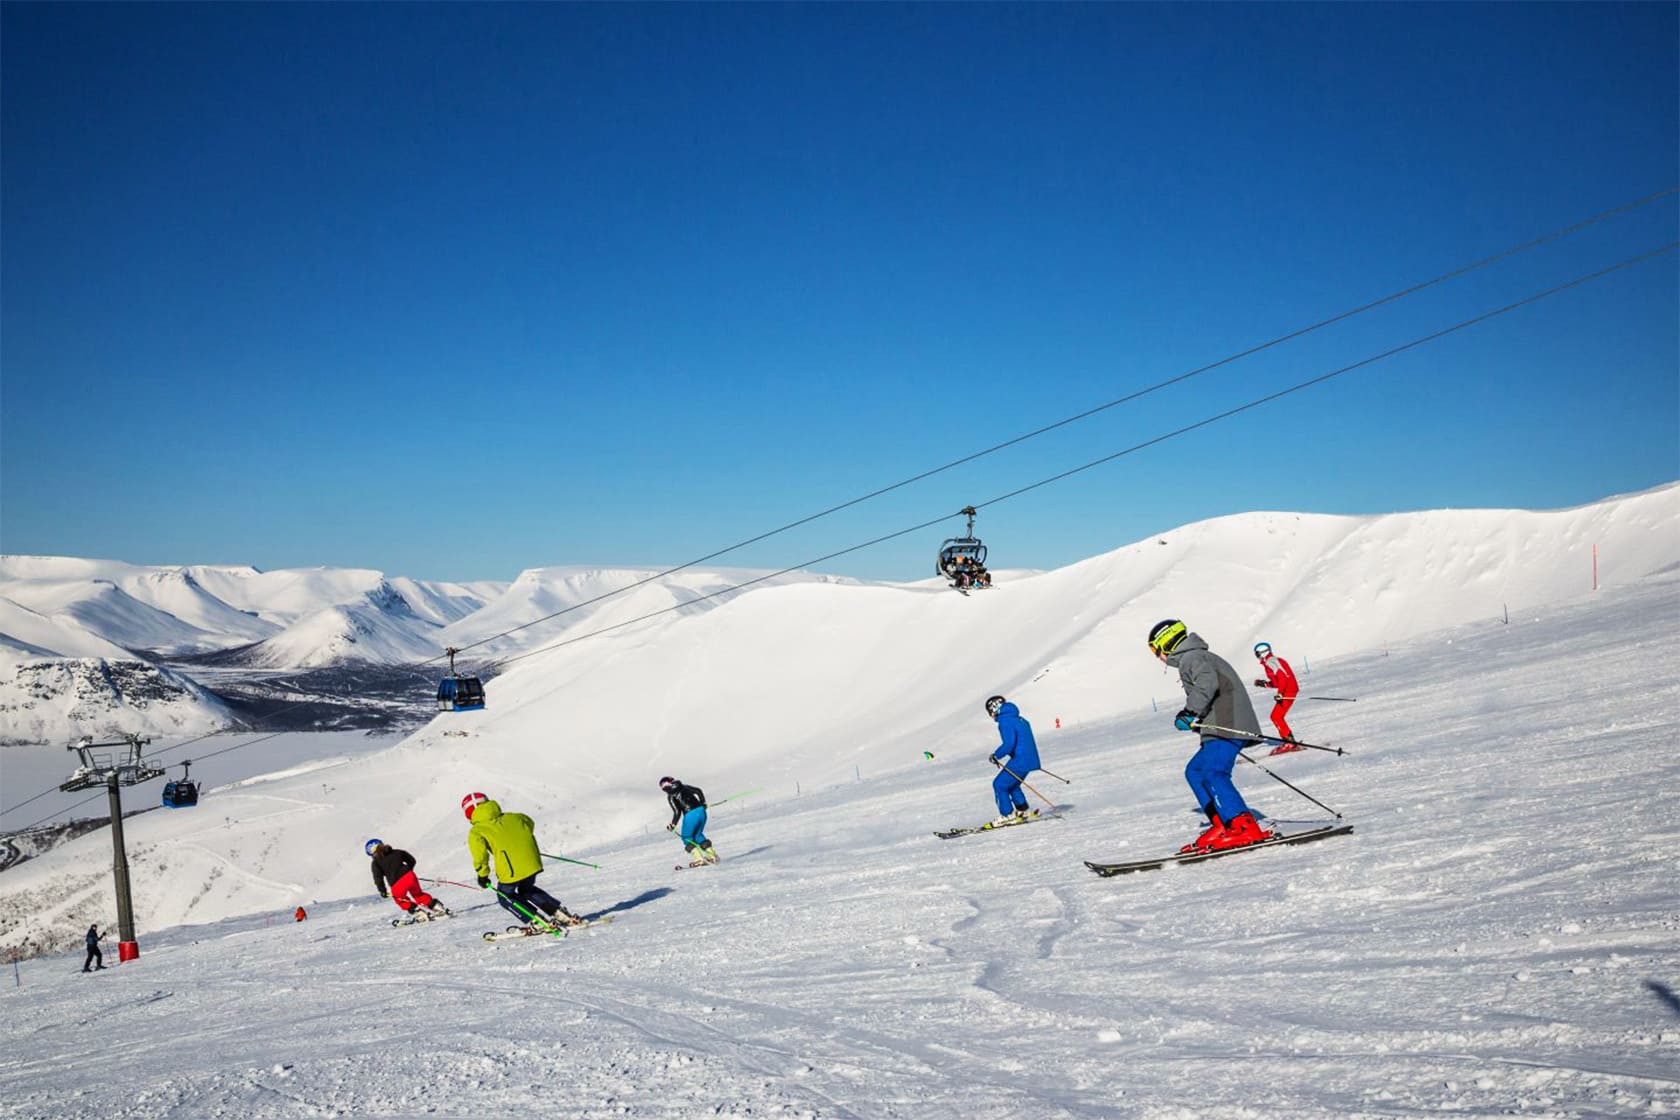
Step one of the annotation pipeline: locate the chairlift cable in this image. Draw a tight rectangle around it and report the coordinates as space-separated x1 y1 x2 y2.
490 241 1676 671
426 187 1678 665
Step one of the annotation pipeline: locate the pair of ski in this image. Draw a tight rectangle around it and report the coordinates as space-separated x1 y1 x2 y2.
935 810 1062 840
936 808 1352 873
390 908 453 927
482 914 616 942
1083 823 1353 876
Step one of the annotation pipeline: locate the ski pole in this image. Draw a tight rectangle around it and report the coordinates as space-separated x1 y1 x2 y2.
711 787 763 806
1303 696 1357 703
995 761 1059 812
1196 723 1345 756
1034 766 1073 785
539 851 601 870
1238 752 1342 819
422 877 561 933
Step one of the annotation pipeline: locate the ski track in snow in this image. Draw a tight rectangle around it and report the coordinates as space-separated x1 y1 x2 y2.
3 576 1680 1117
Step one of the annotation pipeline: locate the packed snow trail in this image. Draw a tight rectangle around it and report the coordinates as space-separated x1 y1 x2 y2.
2 572 1678 1117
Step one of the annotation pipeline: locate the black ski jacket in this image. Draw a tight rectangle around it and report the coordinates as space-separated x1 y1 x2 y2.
665 783 707 827
370 847 418 893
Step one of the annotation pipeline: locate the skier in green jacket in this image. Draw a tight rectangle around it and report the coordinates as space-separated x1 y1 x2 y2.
461 792 583 928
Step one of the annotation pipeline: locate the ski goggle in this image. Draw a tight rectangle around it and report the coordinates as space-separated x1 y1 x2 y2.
1148 621 1187 656
1254 643 1273 659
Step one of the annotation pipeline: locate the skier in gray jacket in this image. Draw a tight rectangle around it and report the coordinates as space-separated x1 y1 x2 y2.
1148 619 1272 852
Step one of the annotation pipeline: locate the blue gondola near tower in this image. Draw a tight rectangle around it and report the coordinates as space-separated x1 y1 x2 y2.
161 760 199 808
438 646 486 712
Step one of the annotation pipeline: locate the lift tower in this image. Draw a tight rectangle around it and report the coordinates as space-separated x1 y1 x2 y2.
61 734 163 962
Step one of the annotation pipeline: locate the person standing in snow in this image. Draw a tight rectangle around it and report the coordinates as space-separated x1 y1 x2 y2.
660 777 717 866
1252 641 1302 754
82 924 105 972
462 792 584 929
984 695 1042 825
1148 619 1273 852
366 839 449 918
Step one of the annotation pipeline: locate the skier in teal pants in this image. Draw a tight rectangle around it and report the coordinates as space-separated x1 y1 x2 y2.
661 777 717 866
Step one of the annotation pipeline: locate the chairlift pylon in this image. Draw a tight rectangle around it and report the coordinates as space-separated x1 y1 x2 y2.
437 646 486 712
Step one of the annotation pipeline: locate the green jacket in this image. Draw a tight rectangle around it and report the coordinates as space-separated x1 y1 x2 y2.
467 800 544 882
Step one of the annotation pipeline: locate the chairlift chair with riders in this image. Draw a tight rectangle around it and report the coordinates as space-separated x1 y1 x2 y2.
437 647 486 712
161 760 199 809
937 506 990 589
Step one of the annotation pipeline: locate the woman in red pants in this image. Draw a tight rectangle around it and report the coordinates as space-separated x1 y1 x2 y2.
367 839 449 918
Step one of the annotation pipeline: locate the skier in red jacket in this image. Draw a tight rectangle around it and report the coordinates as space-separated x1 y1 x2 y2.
1253 642 1301 755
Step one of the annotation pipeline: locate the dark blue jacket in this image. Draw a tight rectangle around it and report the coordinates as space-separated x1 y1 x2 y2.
86 927 101 950
991 703 1041 772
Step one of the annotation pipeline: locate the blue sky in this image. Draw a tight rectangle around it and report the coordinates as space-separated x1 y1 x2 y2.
2 3 1675 582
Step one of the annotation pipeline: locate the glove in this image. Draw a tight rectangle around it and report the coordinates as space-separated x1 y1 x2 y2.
379 890 388 899
1173 709 1200 732
988 754 1000 767
666 823 676 832
476 876 491 889
1254 679 1268 687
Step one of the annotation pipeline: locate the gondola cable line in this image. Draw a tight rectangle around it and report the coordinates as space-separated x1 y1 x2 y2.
483 240 1677 673
424 187 1678 665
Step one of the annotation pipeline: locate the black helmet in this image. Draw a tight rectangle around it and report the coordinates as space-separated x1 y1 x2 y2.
1148 619 1187 656
984 695 1006 719
658 776 678 791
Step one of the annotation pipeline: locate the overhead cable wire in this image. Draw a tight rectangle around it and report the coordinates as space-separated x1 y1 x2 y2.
489 240 1677 671
438 186 1679 664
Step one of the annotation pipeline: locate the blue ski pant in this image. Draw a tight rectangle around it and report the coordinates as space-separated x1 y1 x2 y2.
493 874 565 923
1184 737 1253 822
679 806 710 851
993 767 1030 815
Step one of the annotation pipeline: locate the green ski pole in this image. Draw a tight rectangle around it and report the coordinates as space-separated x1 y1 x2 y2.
539 852 601 870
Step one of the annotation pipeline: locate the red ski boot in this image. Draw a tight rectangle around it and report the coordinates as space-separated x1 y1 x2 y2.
1180 812 1227 853
1205 812 1274 850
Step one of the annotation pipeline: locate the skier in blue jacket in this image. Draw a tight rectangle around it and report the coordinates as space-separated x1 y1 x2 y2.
984 695 1042 825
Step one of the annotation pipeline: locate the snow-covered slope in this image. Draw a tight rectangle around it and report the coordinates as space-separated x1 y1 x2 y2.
2 484 1673 931
216 582 446 669
0 579 219 654
0 598 137 662
386 575 504 627
0 563 1675 1118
